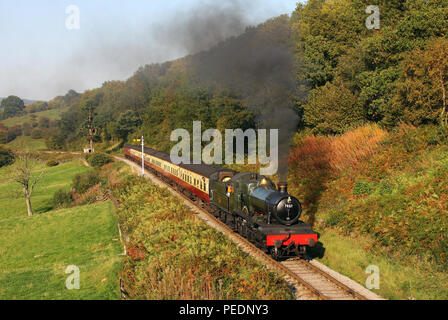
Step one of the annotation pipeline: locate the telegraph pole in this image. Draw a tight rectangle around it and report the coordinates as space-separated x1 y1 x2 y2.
141 135 145 177
86 103 97 153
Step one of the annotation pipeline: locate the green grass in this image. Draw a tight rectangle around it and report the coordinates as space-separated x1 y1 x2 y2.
310 229 448 300
0 159 90 219
6 136 47 151
0 159 123 299
1 108 67 127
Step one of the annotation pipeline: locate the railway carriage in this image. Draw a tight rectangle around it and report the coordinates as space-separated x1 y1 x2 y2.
124 144 318 260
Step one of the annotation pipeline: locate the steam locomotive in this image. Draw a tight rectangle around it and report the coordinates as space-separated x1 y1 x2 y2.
124 144 317 260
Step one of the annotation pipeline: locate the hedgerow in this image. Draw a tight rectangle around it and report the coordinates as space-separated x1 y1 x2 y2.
86 153 113 168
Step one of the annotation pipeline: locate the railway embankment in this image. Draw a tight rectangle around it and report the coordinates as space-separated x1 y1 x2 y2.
288 124 448 300
108 160 295 300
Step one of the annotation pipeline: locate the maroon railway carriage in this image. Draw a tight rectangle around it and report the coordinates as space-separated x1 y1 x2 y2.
124 144 318 259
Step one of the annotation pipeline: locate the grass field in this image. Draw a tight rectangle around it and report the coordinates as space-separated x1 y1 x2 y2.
310 229 448 300
0 159 122 299
6 136 47 151
0 108 67 127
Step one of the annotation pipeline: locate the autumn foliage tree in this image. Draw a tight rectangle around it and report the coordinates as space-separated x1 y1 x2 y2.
394 38 448 126
303 81 364 134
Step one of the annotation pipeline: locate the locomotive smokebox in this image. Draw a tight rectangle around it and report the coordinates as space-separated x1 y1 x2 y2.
278 182 288 194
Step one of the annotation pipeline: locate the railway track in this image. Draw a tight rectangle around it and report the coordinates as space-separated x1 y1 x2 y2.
115 155 381 300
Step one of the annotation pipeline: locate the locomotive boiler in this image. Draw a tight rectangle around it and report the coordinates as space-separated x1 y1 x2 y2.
248 181 302 226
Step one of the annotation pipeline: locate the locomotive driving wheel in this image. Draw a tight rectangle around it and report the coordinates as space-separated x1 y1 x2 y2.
270 247 281 261
242 206 250 217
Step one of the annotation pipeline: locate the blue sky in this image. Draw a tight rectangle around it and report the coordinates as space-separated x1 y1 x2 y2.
0 0 301 101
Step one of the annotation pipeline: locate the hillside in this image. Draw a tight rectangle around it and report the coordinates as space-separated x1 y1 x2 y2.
30 1 446 157
1 107 67 127
288 124 448 299
0 107 69 151
0 159 122 299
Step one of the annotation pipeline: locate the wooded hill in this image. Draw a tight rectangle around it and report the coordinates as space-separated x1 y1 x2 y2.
34 0 447 152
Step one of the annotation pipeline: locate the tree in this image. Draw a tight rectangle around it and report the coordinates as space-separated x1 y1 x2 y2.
0 123 7 144
394 38 448 126
1 96 25 119
303 81 364 134
12 152 45 216
45 128 66 150
31 128 43 139
0 146 14 168
22 122 32 136
114 111 142 140
38 117 50 129
426 38 448 127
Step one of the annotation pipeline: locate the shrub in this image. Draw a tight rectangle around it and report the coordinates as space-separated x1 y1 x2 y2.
87 153 113 168
46 160 59 167
378 182 393 195
326 210 345 227
31 128 43 139
421 125 448 146
353 180 372 196
73 184 102 206
0 147 14 168
72 170 100 194
53 189 73 208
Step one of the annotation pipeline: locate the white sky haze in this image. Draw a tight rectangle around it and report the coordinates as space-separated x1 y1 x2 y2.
0 0 300 101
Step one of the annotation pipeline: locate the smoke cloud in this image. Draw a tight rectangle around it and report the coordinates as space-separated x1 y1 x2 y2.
186 15 305 181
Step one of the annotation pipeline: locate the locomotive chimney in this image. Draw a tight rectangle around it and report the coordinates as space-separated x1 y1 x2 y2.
278 182 288 194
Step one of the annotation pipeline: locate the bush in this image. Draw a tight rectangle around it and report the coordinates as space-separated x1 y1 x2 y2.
46 160 59 167
72 170 100 194
87 153 113 168
0 147 14 168
421 125 448 146
353 180 372 196
74 184 102 206
326 210 345 227
31 128 43 139
378 182 393 195
53 189 73 208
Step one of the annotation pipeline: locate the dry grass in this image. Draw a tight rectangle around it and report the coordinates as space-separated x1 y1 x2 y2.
330 124 387 171
290 124 387 174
